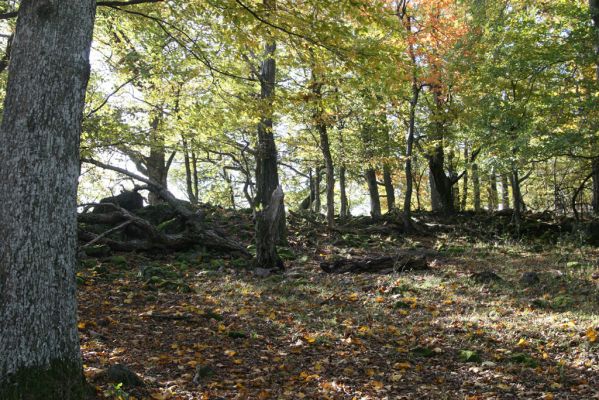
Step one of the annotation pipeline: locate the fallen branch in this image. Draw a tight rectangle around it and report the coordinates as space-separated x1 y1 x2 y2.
320 254 429 274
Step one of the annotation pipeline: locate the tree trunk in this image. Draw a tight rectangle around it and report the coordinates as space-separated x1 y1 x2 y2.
313 167 322 213
382 121 396 211
590 0 599 80
501 174 510 210
592 157 599 214
254 0 285 258
0 1 95 398
311 76 335 228
488 170 498 211
339 164 349 218
146 113 168 205
461 146 469 211
403 87 418 219
428 144 455 214
511 168 523 225
402 14 419 229
472 163 481 212
182 137 198 205
383 164 395 212
365 168 382 218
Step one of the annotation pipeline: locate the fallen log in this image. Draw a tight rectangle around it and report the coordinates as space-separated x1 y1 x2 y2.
320 254 429 274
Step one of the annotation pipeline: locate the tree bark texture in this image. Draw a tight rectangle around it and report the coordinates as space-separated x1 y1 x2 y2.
590 0 599 80
254 0 285 258
592 157 599 214
365 168 382 219
311 76 335 228
339 164 349 218
501 174 510 210
0 1 96 398
472 163 481 212
488 170 498 211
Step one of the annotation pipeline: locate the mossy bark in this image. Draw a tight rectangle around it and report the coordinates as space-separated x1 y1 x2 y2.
0 360 90 400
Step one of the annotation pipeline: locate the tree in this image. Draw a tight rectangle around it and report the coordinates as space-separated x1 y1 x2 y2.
0 1 96 398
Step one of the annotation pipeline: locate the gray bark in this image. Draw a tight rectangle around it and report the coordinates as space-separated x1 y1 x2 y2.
501 174 510 210
311 75 335 228
488 170 498 211
472 163 481 212
365 168 382 219
591 0 599 80
0 1 96 397
254 0 285 265
339 164 349 218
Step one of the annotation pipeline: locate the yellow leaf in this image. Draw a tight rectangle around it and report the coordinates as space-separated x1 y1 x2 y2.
517 338 528 347
375 296 385 303
303 334 316 344
371 380 384 390
233 359 243 365
366 368 375 377
391 373 402 382
586 327 597 343
224 350 236 357
393 362 411 370
348 293 359 302
77 322 86 330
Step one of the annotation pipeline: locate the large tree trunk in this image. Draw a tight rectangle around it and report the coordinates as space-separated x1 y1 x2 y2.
0 1 95 398
254 0 285 267
428 144 454 214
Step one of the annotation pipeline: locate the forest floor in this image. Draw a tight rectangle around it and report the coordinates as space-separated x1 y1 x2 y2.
78 210 599 400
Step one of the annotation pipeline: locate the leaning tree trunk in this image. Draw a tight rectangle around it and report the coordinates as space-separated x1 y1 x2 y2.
0 1 95 398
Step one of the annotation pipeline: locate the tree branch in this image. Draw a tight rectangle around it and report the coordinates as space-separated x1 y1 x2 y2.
0 0 164 20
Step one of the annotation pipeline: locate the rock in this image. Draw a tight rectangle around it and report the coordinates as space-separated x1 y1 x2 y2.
520 271 540 286
255 267 273 278
105 364 144 388
83 244 112 258
192 365 214 384
93 190 144 213
471 270 503 284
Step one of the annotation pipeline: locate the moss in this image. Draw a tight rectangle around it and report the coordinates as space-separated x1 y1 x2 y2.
0 359 92 400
